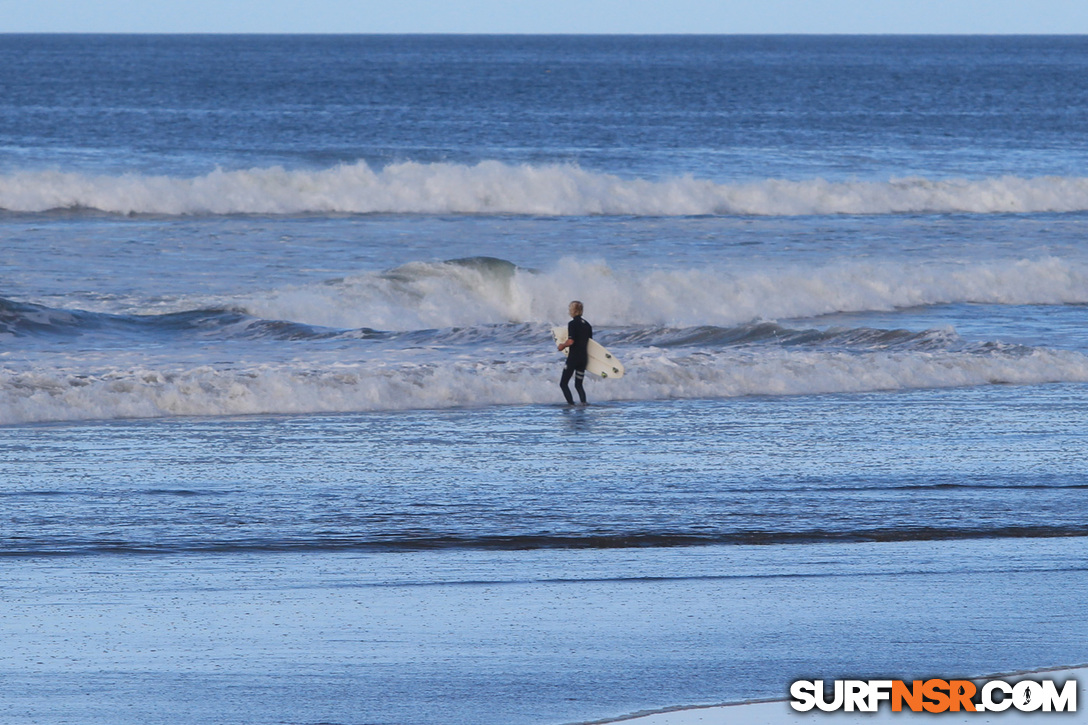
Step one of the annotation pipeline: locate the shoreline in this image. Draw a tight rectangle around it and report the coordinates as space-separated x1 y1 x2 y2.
582 665 1087 725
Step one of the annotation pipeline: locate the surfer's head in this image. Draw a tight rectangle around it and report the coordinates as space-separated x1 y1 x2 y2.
569 300 583 317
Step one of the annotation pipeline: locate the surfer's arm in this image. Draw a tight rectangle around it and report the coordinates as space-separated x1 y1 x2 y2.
558 338 573 351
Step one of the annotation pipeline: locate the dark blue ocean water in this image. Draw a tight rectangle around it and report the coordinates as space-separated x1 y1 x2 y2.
4 35 1088 180
1 35 1088 725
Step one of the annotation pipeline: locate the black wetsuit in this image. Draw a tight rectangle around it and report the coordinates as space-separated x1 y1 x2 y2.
560 315 593 404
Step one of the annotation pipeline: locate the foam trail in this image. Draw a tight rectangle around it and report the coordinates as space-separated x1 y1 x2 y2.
4 162 1088 216
4 347 1087 425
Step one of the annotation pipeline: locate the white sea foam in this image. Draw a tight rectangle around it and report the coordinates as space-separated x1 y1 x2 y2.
4 162 1088 216
235 256 1088 331
4 347 1087 425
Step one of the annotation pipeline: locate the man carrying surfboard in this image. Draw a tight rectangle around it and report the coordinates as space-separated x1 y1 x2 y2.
557 300 593 405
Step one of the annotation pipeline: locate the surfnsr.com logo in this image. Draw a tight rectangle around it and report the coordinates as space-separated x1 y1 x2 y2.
790 678 1077 713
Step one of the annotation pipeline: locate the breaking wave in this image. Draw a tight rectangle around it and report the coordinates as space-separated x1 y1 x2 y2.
235 255 1088 331
4 345 1088 425
4 162 1088 216
6 253 1088 424
7 255 1087 337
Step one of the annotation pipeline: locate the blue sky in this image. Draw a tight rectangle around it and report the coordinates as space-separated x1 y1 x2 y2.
2 0 1088 34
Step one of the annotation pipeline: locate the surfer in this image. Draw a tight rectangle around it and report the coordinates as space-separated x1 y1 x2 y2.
558 300 593 405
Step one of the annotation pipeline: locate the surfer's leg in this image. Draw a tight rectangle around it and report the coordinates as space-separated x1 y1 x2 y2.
574 369 587 404
559 367 575 405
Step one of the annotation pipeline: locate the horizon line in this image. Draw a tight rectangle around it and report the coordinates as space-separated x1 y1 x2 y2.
2 31 1087 37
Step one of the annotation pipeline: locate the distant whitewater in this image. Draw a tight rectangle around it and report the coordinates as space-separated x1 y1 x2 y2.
4 161 1088 216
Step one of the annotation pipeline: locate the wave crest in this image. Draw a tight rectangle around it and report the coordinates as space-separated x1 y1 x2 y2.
236 256 1088 331
4 162 1088 216
7 255 1087 340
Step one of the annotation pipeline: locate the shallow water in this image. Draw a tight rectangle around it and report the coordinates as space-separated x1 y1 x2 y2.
3 389 1088 724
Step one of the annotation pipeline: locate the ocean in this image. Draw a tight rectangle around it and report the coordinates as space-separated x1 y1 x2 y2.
1 34 1087 725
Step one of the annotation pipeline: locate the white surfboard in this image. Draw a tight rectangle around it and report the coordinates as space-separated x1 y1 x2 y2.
552 325 625 379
